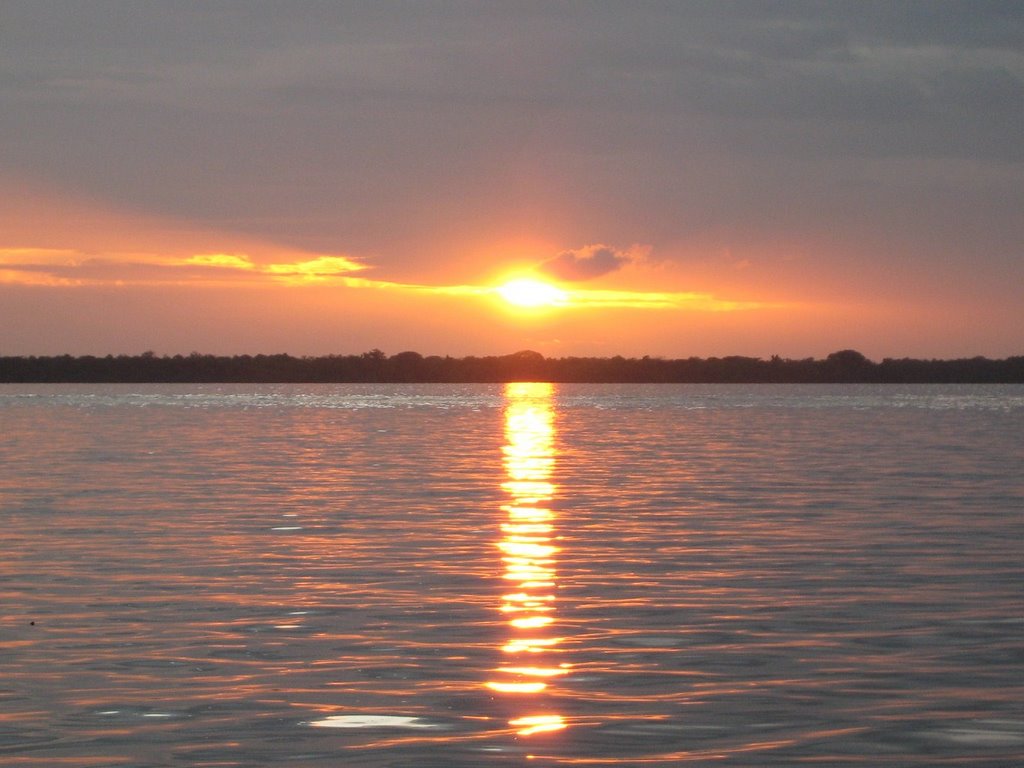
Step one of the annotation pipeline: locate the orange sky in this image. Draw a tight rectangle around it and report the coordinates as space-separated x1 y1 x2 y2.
1 5 1021 359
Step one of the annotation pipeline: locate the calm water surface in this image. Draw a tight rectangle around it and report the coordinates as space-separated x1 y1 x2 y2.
1 383 1022 766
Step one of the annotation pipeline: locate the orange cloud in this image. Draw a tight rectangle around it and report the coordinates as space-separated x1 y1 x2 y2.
0 239 772 316
186 253 258 270
564 286 766 311
264 255 370 282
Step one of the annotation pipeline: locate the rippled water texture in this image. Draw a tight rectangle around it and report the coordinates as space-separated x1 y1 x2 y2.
2 383 1023 766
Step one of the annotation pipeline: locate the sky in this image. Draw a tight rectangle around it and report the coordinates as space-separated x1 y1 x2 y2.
1 1 1022 360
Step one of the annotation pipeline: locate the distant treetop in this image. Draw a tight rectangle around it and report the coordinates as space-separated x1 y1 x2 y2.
1 350 1022 383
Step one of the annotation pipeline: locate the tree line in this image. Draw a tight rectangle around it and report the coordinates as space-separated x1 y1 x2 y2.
2 348 1023 383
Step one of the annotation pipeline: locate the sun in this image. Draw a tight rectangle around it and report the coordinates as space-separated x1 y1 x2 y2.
496 278 568 308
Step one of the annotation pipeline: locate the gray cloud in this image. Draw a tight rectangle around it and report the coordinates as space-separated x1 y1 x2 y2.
540 245 633 282
0 0 1021 301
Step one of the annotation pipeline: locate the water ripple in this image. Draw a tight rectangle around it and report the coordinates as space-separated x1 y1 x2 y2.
1 383 1021 765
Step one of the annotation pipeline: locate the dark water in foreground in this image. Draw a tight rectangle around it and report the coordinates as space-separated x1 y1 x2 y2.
1 383 1022 767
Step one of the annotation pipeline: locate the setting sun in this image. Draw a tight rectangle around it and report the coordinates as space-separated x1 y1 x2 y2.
496 278 568 309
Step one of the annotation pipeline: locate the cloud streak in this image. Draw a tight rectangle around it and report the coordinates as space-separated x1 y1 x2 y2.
0 247 764 312
560 287 763 312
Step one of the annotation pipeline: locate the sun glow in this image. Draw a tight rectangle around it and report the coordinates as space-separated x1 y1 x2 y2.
496 278 568 308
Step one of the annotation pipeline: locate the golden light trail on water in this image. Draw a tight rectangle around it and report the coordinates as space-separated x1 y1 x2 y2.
486 382 568 737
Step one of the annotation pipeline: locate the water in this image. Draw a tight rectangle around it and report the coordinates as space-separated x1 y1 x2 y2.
1 383 1022 766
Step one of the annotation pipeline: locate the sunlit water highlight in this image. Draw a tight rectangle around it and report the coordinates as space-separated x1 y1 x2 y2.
1 383 1023 766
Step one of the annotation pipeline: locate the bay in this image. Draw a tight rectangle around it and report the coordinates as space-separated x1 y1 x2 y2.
1 383 1022 766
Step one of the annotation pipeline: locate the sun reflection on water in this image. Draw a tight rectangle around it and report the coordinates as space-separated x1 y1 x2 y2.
487 382 568 737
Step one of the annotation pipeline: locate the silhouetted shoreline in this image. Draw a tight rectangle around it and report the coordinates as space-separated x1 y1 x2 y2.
3 349 1023 383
